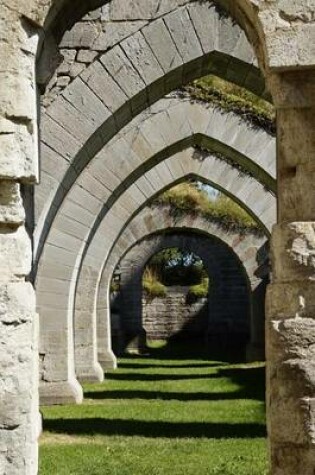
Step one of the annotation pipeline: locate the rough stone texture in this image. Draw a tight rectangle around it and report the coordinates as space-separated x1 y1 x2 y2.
0 6 39 473
142 287 208 340
67 147 274 394
116 232 251 353
1 0 315 473
98 204 268 361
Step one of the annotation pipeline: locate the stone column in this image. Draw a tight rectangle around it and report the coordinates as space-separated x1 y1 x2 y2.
74 267 104 383
97 274 117 370
120 267 147 354
0 9 40 474
266 70 315 474
247 272 269 362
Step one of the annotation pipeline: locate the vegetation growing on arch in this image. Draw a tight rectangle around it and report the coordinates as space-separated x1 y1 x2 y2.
181 74 276 135
152 182 262 235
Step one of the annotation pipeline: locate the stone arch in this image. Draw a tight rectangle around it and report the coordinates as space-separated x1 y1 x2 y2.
36 96 276 263
1 0 315 473
37 0 271 256
115 231 252 354
95 203 268 372
38 140 275 404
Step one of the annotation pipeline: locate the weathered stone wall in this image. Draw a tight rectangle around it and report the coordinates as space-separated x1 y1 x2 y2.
0 7 39 474
0 0 314 473
143 286 208 340
98 205 268 367
116 231 251 353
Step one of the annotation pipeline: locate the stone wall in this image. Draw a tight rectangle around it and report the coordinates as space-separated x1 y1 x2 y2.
143 286 208 340
0 0 314 473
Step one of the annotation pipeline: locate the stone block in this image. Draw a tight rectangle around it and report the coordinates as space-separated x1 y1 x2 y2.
266 281 315 322
187 3 218 54
56 76 70 88
121 31 164 85
272 223 315 282
142 19 182 73
47 95 95 142
62 77 110 128
164 7 203 63
39 380 83 405
81 60 128 112
108 0 186 20
76 49 98 64
60 22 101 49
0 226 31 280
0 119 37 182
100 45 145 99
69 62 86 78
93 21 147 51
0 181 24 224
41 114 80 162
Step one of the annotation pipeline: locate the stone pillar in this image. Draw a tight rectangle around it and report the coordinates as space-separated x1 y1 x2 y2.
0 9 40 474
120 268 147 354
97 278 117 370
247 275 269 362
74 267 104 383
266 70 315 474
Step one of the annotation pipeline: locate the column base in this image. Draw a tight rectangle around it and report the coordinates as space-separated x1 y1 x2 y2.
99 350 117 370
77 362 104 383
40 378 83 406
246 343 265 362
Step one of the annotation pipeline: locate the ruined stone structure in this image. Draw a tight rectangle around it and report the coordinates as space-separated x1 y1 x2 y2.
1 0 314 474
115 231 253 351
97 205 268 369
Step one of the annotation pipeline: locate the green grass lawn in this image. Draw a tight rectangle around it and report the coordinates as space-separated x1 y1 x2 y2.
39 343 268 475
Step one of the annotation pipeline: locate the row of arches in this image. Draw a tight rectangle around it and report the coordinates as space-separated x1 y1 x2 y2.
1 0 314 473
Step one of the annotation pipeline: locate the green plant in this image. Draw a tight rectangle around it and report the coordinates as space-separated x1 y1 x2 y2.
181 74 275 134
153 182 262 234
143 267 166 298
188 276 209 300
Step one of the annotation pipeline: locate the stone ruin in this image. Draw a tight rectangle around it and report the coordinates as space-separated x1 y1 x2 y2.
0 0 314 473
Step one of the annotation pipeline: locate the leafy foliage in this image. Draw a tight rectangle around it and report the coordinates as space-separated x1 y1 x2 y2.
143 247 209 299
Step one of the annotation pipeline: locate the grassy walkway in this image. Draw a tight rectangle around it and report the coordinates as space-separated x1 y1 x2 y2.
40 345 267 475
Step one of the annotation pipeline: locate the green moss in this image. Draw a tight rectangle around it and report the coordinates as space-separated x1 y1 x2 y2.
153 182 262 235
181 74 275 135
189 277 209 299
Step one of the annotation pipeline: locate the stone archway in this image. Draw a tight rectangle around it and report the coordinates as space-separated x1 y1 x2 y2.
37 100 276 403
1 0 314 473
95 202 268 372
116 231 251 355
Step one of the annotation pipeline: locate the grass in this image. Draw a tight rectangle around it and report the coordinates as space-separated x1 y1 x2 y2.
39 342 268 475
143 267 167 298
182 74 275 135
153 182 261 234
188 276 209 299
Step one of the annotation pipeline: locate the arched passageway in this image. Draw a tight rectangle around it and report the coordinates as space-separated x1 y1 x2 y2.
1 0 314 473
111 232 251 356
95 199 269 373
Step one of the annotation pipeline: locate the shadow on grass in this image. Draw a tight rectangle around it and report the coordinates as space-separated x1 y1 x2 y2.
118 362 222 370
43 418 266 439
217 366 265 402
103 365 265 401
84 388 262 402
107 372 221 382
144 346 246 364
